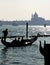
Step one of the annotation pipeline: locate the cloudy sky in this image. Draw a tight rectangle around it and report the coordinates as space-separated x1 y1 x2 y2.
0 0 50 20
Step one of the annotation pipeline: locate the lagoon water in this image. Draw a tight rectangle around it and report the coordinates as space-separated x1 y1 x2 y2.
0 25 50 65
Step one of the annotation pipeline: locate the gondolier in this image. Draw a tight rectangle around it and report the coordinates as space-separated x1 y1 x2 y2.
2 29 8 40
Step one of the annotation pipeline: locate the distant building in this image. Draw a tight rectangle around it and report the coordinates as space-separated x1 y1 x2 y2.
31 12 45 25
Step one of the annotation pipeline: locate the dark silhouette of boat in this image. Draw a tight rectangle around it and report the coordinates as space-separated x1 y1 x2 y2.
39 40 50 65
1 23 38 47
1 36 37 47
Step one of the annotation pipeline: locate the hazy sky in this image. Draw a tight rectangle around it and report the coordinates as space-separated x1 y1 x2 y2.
0 0 50 20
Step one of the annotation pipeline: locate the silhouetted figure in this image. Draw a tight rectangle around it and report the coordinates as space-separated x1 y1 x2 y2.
2 29 8 40
12 38 17 43
39 40 50 65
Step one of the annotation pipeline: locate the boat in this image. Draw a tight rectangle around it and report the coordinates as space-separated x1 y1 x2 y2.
1 23 38 47
39 40 50 56
39 41 45 55
1 36 38 47
39 40 50 65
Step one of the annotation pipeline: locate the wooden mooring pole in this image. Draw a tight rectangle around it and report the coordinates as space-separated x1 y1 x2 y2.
26 22 28 39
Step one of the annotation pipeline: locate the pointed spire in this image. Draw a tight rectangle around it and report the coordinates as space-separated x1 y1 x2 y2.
31 12 38 19
34 12 38 18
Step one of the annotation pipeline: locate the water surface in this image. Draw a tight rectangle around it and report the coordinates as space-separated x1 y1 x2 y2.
0 25 50 65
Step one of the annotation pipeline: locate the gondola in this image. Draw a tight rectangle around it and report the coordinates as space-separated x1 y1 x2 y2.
39 40 50 56
1 23 38 47
1 36 38 47
39 41 50 65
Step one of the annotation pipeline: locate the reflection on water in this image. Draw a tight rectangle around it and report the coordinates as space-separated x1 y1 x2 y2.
0 47 8 65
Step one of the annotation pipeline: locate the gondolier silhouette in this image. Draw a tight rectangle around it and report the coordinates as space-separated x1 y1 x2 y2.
2 29 8 40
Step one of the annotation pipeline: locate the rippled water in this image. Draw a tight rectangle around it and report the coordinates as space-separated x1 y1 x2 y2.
0 25 50 65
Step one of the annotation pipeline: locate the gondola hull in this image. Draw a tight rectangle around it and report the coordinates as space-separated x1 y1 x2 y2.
1 37 37 47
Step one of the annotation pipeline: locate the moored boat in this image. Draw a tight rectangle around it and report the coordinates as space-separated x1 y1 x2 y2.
39 41 50 65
